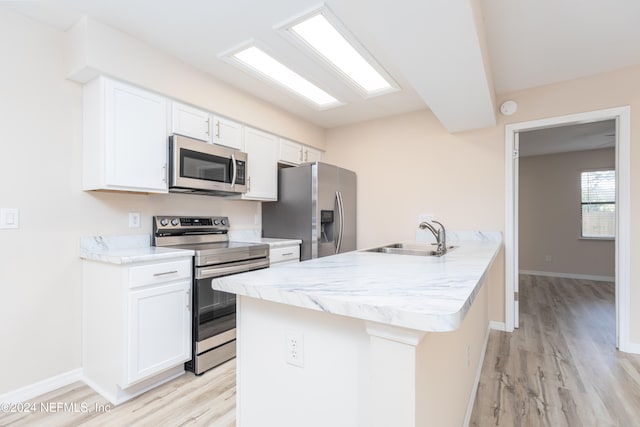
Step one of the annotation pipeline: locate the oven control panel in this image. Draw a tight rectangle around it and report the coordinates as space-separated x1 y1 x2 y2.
153 216 229 232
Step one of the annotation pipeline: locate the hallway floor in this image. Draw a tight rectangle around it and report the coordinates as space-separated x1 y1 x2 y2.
470 275 640 426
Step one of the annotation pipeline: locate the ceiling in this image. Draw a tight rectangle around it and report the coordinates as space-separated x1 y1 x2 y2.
5 1 640 131
519 120 616 157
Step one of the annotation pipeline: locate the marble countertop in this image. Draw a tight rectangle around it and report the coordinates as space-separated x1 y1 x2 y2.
79 235 194 264
212 233 501 332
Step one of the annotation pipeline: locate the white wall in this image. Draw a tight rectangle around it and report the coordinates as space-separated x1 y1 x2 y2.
0 8 323 395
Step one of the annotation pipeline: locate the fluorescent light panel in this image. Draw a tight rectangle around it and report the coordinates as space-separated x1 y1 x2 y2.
290 13 392 94
233 46 339 108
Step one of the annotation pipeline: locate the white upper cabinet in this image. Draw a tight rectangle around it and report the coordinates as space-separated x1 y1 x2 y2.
278 138 323 166
171 102 211 142
239 127 278 201
212 116 243 150
304 146 323 163
279 138 304 165
83 76 168 193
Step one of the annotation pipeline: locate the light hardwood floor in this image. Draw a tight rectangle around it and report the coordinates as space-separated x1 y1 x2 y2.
470 274 640 426
4 275 640 426
0 359 236 427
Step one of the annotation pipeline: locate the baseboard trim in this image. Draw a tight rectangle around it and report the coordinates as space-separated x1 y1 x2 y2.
519 270 614 282
620 340 640 355
489 321 506 332
0 368 83 404
463 323 492 427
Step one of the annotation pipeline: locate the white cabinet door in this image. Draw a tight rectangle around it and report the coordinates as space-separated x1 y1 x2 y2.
84 77 168 193
279 138 303 165
304 146 322 163
242 127 278 201
104 79 168 192
213 116 243 150
278 138 322 166
171 102 210 142
126 280 191 385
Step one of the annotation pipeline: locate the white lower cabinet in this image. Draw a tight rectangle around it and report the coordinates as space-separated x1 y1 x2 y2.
268 242 301 267
126 281 191 385
83 257 192 405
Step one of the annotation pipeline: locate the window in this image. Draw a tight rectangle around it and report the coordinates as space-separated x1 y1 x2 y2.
581 170 615 238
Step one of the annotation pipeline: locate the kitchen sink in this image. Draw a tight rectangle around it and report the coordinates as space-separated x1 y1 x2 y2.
364 242 456 257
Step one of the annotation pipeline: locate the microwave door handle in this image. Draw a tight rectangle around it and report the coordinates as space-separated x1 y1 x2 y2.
230 153 237 187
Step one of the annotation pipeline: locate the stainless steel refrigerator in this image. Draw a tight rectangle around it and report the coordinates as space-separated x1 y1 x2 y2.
262 162 356 261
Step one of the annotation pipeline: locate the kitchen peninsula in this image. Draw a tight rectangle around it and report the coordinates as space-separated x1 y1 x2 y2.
212 233 502 427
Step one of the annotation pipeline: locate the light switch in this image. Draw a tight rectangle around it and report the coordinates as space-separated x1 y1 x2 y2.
0 208 19 229
129 212 141 228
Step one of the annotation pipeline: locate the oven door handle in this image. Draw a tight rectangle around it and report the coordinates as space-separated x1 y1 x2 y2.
230 153 237 188
196 259 270 279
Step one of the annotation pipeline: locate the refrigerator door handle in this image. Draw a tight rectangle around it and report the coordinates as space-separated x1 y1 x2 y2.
336 191 345 254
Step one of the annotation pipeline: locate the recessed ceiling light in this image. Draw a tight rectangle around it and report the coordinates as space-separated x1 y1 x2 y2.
231 46 340 109
289 13 394 95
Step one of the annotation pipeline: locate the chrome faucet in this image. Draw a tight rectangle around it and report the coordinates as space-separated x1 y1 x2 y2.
419 220 447 255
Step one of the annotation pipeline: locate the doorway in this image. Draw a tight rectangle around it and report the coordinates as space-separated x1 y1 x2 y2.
504 106 631 351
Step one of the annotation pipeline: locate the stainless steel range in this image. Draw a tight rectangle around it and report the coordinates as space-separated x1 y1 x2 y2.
153 216 269 375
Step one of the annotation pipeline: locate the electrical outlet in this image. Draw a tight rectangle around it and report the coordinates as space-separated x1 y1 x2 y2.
285 330 304 368
544 255 552 263
129 212 141 228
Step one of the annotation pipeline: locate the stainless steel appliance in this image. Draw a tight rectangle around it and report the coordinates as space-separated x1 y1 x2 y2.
262 162 356 261
153 216 269 375
168 134 248 196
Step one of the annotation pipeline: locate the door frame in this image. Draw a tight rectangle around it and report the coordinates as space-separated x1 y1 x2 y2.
504 106 631 351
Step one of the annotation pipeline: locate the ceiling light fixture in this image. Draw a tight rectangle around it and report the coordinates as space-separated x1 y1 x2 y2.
288 12 395 95
230 46 340 109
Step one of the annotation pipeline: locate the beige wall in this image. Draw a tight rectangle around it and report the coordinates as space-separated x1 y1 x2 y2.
325 65 640 340
323 111 506 323
519 148 615 277
0 8 323 395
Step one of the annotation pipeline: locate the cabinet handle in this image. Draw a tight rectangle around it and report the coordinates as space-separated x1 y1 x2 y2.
305 149 308 162
281 252 293 256
299 147 303 162
162 164 167 183
216 120 221 139
247 176 251 192
205 117 210 136
186 289 191 311
153 270 178 277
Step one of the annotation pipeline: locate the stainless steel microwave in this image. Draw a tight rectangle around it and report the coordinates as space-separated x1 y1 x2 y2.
168 134 247 196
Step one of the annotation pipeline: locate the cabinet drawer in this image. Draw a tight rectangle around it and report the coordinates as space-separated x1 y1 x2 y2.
129 259 192 288
269 245 300 265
